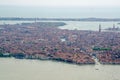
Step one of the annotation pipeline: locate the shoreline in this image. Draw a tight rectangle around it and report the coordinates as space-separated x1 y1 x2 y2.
1 56 120 65
0 54 95 65
1 55 120 65
1 17 120 22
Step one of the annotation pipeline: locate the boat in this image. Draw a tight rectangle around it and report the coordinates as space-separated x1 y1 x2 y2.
95 68 99 70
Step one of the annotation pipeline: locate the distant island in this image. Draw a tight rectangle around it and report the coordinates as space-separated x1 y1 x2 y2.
0 22 120 65
1 17 120 21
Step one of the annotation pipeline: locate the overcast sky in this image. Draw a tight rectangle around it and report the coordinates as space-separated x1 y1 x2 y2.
0 0 120 7
0 0 120 18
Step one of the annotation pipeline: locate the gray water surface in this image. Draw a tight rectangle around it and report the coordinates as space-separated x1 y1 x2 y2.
0 58 120 80
59 21 120 31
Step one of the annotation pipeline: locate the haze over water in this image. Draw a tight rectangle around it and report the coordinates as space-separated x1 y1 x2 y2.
0 0 120 18
0 6 120 18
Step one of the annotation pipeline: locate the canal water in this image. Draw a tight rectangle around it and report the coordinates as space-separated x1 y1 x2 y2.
0 58 120 80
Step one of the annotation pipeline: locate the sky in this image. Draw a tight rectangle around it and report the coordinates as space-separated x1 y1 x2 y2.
0 0 120 18
0 0 120 7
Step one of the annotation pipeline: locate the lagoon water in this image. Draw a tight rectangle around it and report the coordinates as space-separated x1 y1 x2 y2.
0 58 120 80
0 20 120 31
59 21 120 31
0 21 120 80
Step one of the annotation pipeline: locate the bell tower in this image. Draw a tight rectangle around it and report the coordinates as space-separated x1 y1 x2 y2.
99 24 101 32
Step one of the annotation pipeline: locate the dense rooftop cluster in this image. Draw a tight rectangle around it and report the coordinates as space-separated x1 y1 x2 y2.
0 22 120 64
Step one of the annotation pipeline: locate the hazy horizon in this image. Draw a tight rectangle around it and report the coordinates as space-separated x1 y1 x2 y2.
0 0 120 18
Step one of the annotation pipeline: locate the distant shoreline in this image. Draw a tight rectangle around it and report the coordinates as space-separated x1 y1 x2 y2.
1 17 120 22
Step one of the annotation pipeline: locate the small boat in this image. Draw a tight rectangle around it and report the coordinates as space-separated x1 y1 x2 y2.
95 68 99 70
117 23 120 24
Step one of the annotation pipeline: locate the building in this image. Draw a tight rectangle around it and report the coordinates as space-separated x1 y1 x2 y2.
99 24 101 32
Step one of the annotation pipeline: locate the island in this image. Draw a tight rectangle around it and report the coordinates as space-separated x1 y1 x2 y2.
1 17 120 21
0 22 120 65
